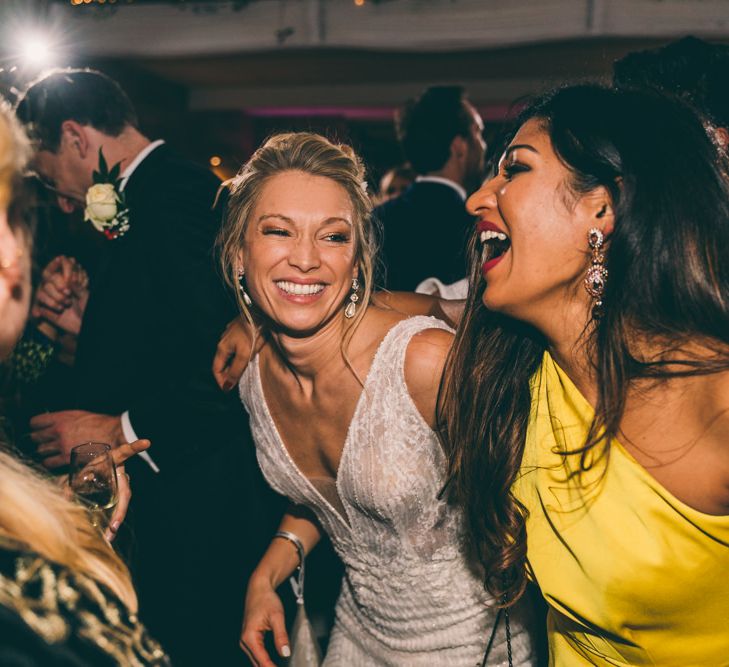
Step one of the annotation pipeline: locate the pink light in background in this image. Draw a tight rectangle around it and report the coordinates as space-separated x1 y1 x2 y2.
246 105 514 122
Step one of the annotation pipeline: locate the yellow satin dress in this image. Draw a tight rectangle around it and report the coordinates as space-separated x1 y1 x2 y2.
513 352 729 666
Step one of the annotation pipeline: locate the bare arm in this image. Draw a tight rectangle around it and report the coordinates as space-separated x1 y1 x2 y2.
213 317 264 391
372 291 465 329
251 509 321 589
240 508 322 667
404 326 454 429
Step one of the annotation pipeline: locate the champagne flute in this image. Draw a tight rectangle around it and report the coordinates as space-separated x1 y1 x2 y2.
69 442 118 528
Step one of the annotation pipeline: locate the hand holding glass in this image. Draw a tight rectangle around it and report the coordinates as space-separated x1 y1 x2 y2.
69 442 119 526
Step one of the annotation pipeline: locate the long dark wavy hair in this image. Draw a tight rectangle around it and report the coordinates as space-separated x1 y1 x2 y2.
438 84 729 606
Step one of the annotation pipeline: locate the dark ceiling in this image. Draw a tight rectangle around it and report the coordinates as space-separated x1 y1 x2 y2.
128 38 671 89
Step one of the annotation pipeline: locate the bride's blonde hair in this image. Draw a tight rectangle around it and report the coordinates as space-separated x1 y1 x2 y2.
0 99 137 612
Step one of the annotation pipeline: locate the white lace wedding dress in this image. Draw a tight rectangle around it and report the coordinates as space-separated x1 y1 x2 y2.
239 316 535 666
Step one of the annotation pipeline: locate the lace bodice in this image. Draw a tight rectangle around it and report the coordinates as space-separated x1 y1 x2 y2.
240 316 534 666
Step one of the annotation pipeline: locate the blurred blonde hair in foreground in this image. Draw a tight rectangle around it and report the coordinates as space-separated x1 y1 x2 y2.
0 98 29 211
0 99 137 612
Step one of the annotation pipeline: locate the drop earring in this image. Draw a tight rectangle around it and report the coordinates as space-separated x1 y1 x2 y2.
237 268 252 307
344 278 360 319
584 228 607 319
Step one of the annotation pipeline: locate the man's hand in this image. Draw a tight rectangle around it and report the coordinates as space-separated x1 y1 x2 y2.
213 317 256 391
32 255 75 315
38 290 88 337
30 410 124 469
32 255 89 336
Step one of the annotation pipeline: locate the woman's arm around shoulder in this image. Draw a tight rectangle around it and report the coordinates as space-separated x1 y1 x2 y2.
373 291 465 329
404 326 454 430
213 317 265 391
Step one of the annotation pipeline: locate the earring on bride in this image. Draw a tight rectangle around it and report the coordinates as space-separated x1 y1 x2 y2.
344 278 360 319
237 268 252 307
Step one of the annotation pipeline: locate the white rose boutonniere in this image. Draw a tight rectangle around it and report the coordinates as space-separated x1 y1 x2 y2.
84 148 130 240
85 183 118 231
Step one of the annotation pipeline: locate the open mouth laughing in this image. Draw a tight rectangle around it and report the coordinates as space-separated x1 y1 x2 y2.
478 221 511 275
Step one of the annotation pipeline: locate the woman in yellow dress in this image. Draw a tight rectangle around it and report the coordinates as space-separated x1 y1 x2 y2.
439 84 729 666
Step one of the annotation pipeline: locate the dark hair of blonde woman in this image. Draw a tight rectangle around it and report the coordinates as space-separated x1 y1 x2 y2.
0 99 137 612
218 132 378 374
438 84 729 606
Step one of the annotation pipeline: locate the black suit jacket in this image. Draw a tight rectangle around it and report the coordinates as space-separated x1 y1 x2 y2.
375 180 475 291
72 145 283 665
74 144 240 473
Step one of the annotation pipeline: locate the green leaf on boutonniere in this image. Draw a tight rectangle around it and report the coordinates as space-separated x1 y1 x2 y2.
98 147 109 176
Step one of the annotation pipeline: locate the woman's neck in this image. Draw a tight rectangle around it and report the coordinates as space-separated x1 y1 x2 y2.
538 296 599 404
268 313 350 381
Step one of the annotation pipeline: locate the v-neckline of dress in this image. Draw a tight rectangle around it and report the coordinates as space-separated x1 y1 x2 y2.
252 321 404 531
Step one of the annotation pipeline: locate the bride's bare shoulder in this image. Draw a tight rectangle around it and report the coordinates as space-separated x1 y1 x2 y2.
350 305 409 349
404 325 453 429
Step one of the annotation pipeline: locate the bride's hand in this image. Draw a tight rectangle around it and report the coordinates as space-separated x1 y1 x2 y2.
213 317 257 392
240 577 290 667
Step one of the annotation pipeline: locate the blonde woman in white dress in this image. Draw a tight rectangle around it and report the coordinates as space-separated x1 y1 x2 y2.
218 133 535 667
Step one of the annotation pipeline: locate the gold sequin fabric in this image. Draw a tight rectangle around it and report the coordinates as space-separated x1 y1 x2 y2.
10 332 55 384
0 543 170 666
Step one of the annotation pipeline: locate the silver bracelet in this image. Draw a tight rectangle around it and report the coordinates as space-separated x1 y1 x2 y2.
274 530 307 603
274 530 305 567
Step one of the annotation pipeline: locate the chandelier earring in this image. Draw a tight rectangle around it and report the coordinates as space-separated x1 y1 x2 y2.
344 277 360 319
584 228 607 319
237 268 252 307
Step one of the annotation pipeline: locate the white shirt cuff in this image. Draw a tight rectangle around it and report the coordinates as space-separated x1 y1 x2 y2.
121 411 160 473
415 276 469 300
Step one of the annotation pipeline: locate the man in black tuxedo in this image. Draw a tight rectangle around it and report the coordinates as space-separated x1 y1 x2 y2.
375 86 486 291
17 69 281 666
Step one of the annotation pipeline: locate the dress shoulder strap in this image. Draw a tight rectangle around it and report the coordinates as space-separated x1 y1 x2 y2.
237 353 261 414
366 315 454 391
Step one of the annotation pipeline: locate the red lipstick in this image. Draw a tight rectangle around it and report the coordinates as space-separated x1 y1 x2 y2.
481 255 505 277
477 220 505 234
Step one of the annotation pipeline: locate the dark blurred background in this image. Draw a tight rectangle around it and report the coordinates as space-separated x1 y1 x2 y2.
2 0 727 187
1 4 726 661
